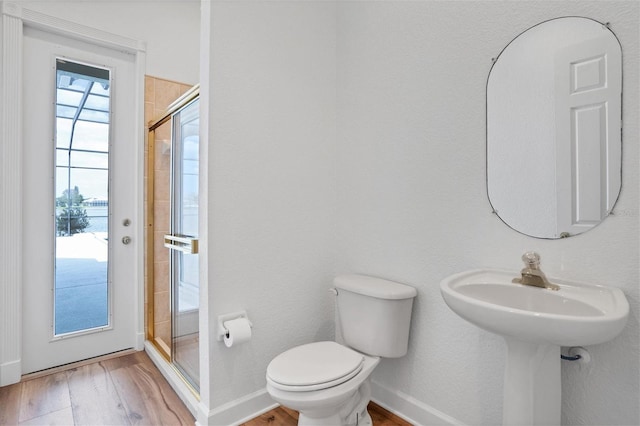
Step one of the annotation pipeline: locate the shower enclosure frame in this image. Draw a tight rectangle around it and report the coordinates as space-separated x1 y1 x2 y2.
146 85 200 395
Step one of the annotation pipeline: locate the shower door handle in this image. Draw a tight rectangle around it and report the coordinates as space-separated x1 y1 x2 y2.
164 234 199 254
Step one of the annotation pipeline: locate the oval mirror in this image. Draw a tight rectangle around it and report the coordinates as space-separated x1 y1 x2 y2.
487 17 622 239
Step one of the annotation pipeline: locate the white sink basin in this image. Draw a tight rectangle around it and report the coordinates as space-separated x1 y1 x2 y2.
440 269 629 346
441 266 629 425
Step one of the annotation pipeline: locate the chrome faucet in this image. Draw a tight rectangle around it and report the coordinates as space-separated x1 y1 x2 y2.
512 252 560 291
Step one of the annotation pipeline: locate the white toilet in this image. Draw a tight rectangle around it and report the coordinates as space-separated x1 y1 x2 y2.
266 274 417 426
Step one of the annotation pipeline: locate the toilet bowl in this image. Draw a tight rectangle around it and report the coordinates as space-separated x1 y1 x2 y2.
266 275 417 426
267 341 380 425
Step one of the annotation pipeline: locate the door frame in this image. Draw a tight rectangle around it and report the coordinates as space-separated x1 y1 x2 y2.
0 2 146 386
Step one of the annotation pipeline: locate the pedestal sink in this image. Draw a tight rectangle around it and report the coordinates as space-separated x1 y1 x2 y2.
440 268 629 426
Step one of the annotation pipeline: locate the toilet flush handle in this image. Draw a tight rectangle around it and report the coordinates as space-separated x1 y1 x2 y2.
328 287 338 296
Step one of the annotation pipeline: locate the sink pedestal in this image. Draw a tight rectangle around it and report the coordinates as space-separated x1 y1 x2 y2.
441 268 629 426
503 338 560 426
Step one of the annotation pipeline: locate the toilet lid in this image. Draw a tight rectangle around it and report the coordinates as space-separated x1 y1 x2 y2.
266 341 364 391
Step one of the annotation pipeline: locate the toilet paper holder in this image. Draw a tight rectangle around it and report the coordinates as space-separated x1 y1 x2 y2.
216 311 253 341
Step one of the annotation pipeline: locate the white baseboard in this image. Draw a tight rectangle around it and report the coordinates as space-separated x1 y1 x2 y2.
197 388 278 426
196 380 463 426
371 380 465 426
0 359 21 386
145 341 277 425
143 344 462 426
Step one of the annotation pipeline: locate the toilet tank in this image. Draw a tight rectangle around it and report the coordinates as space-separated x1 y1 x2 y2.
334 274 417 358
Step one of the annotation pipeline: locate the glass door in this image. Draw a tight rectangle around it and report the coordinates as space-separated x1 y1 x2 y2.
147 87 200 393
22 28 138 374
169 98 200 390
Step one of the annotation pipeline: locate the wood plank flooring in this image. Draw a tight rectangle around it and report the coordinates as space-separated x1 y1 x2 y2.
241 402 413 426
1 350 412 426
0 351 194 426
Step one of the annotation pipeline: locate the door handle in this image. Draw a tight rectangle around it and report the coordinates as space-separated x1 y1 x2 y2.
164 234 199 254
122 236 132 245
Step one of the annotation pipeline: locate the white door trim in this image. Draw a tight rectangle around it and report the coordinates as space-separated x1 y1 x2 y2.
0 2 146 386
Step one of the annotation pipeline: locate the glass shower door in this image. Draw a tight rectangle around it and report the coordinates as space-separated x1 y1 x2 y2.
167 98 200 391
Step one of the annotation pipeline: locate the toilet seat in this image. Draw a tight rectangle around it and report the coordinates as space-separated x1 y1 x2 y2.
266 341 364 392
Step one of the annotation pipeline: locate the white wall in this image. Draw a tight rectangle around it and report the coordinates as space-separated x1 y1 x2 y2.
201 0 638 424
201 0 337 414
6 1 636 424
336 1 638 425
16 0 200 84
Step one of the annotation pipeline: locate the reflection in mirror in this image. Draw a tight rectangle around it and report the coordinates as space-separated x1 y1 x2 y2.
487 17 622 239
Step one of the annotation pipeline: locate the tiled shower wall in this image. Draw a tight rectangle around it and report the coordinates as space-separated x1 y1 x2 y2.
144 76 193 350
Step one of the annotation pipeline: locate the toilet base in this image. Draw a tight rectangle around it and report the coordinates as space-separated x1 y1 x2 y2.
298 412 373 426
294 380 372 426
360 411 373 426
298 405 372 426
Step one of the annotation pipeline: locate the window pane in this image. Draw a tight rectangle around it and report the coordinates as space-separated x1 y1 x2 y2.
56 149 69 167
57 151 109 169
56 118 73 149
84 94 109 111
79 109 109 123
54 59 111 336
70 151 109 169
68 78 91 92
55 167 69 208
90 83 110 96
57 105 77 119
71 121 109 152
57 88 83 106
70 168 108 200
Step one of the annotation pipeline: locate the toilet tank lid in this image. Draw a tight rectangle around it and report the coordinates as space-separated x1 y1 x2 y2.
334 274 417 300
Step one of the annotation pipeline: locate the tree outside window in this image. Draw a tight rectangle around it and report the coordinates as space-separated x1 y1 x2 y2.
56 186 90 236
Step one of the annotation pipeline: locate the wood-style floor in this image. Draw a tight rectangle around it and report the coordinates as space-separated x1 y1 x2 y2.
241 402 413 426
0 351 194 425
0 351 412 426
